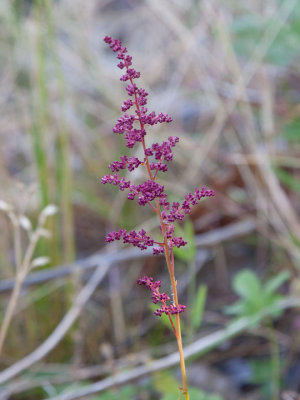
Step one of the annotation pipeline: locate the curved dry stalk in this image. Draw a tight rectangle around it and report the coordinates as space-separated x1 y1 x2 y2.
0 207 55 355
0 261 110 385
42 297 300 400
0 218 256 383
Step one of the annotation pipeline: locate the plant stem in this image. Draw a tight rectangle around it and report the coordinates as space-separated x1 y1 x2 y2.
151 162 189 399
162 241 189 400
130 74 189 398
267 320 280 400
0 273 24 355
0 229 39 355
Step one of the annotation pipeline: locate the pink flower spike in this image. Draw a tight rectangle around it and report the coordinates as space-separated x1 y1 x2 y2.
103 36 214 326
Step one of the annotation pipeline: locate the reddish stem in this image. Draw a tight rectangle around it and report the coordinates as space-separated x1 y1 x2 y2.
127 73 189 399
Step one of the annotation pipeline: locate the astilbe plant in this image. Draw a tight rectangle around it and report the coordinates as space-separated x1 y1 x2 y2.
102 36 214 399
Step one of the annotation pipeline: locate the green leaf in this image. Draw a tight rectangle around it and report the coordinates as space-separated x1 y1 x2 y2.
250 359 273 384
229 270 266 319
233 269 262 301
161 387 224 400
187 388 224 400
191 285 207 329
231 14 262 34
149 304 181 333
224 300 247 316
173 220 196 262
154 371 179 396
93 385 136 400
231 14 263 58
264 271 291 294
275 168 300 195
230 11 300 66
227 269 289 323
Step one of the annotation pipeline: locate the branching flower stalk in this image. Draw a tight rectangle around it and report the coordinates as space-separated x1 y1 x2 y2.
102 36 214 399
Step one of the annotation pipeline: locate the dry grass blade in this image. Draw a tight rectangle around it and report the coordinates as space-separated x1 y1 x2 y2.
0 204 57 355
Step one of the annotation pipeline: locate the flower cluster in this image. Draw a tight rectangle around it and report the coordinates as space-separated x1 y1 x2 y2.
137 276 186 316
101 176 165 207
103 36 215 319
162 186 215 223
108 155 141 172
101 173 130 191
145 136 179 161
103 35 215 251
104 36 172 149
106 228 154 250
129 180 165 205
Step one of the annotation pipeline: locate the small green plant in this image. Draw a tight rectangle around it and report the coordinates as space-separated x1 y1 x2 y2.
225 269 290 323
226 268 290 400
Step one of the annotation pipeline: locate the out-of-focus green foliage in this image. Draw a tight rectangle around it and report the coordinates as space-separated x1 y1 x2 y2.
225 269 290 323
149 303 177 333
161 387 224 400
92 384 136 400
191 284 207 330
231 7 300 65
173 220 196 262
155 371 224 400
276 168 300 195
249 358 285 400
282 119 300 143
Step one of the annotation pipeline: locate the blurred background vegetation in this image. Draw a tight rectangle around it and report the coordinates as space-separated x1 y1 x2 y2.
0 0 300 399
